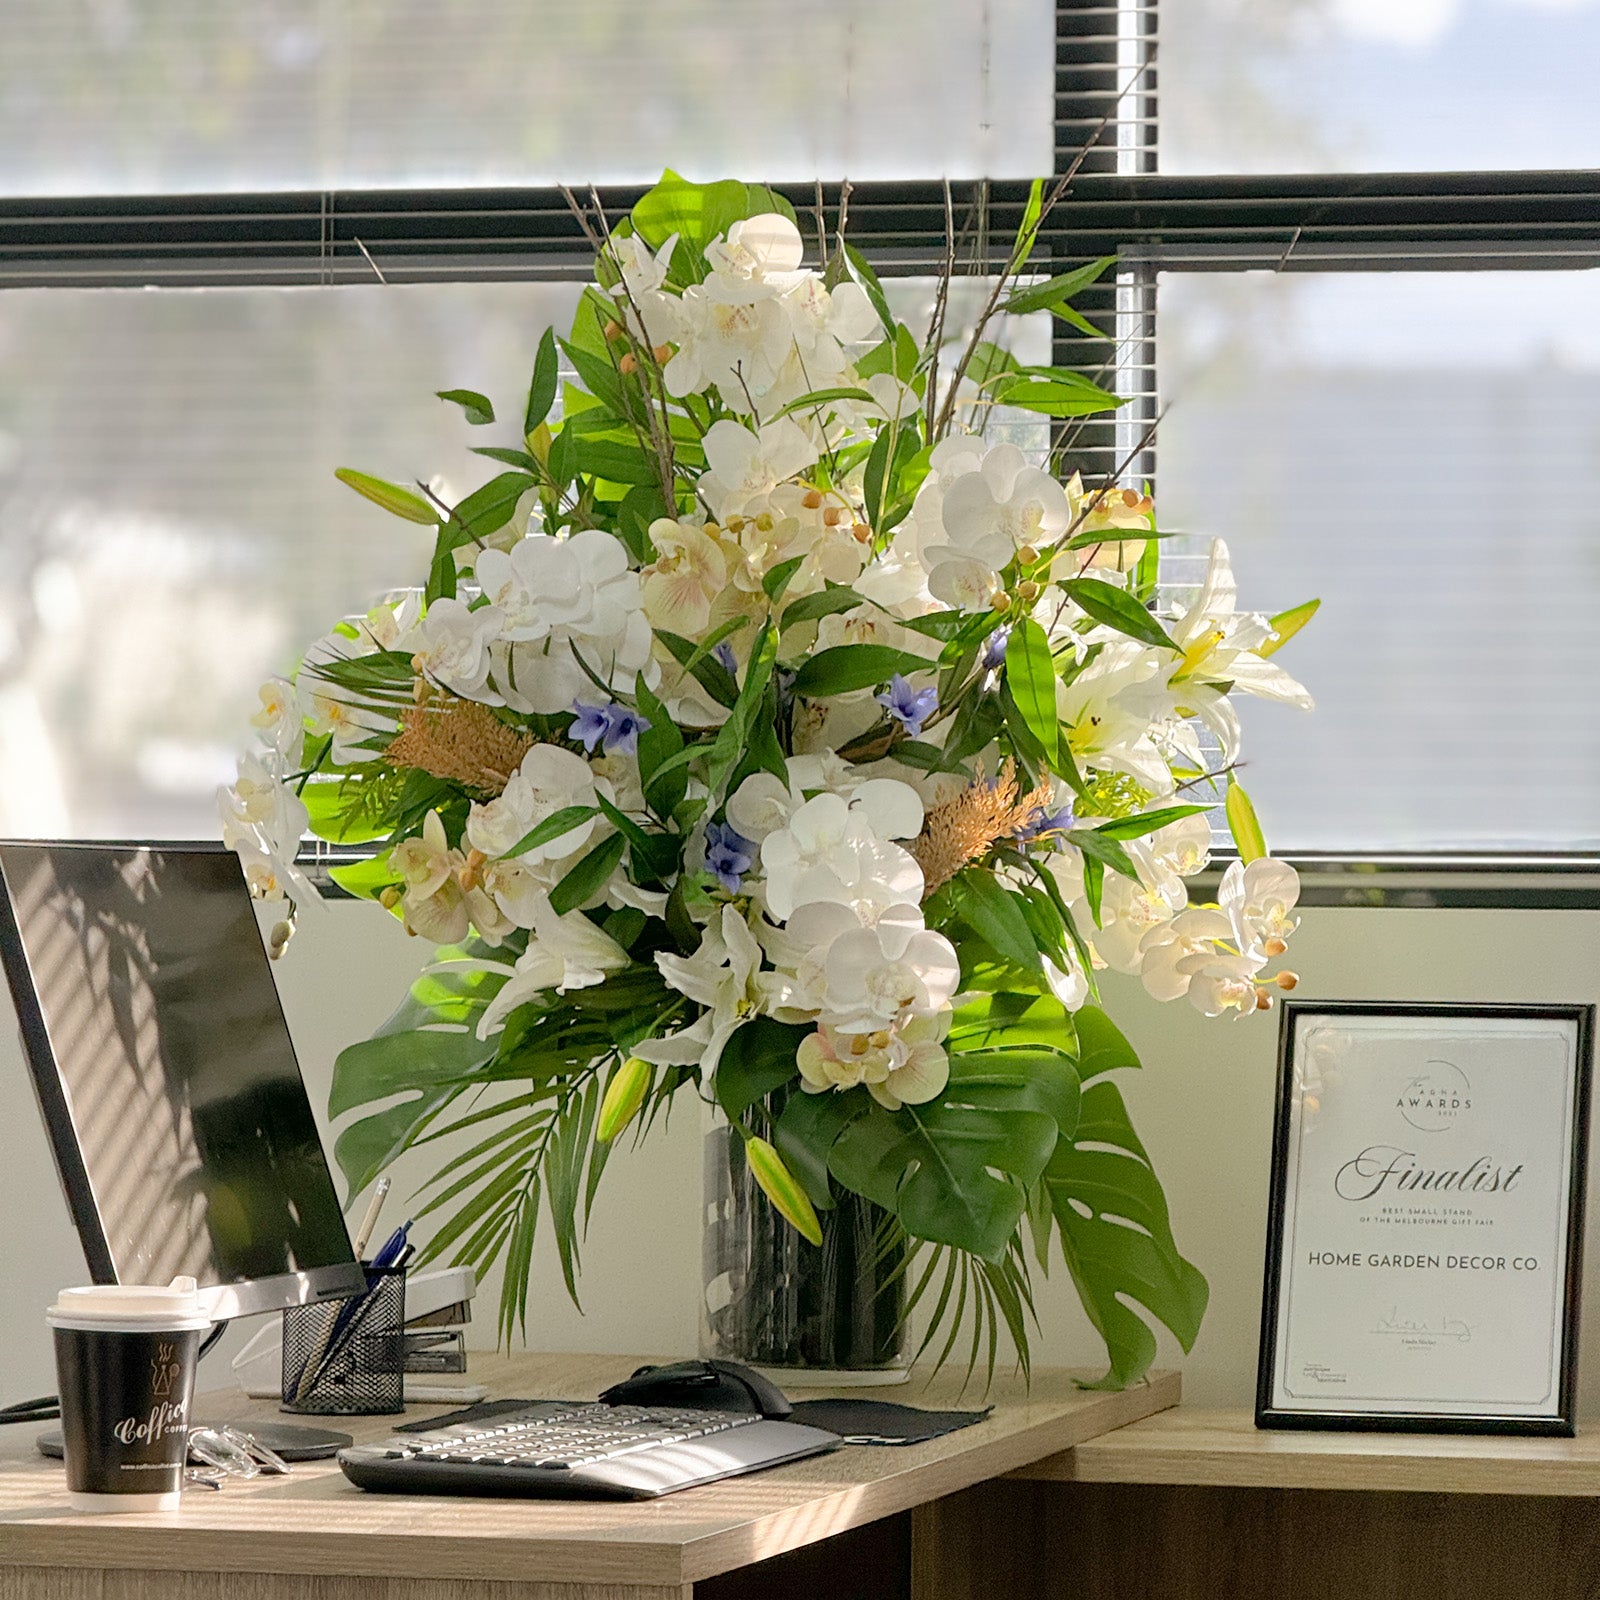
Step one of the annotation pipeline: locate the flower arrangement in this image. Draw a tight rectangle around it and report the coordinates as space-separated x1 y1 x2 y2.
224 171 1314 1384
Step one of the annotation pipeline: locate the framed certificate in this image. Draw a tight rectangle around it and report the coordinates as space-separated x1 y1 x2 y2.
1257 1000 1593 1435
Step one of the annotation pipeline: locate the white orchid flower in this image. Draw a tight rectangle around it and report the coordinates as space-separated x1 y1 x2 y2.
661 284 793 403
1177 950 1266 1018
1219 857 1301 961
466 745 606 865
797 1012 951 1110
412 597 504 703
478 529 652 714
476 893 631 1037
249 677 304 766
1136 907 1235 1003
814 901 960 1035
703 213 806 294
699 417 819 519
925 442 1072 607
761 792 926 921
219 752 317 905
652 904 766 1076
392 812 472 943
640 518 731 636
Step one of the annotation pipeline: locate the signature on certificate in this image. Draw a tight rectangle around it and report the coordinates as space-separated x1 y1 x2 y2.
1374 1307 1474 1342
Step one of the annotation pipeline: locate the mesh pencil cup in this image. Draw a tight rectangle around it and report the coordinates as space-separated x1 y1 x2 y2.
280 1265 405 1416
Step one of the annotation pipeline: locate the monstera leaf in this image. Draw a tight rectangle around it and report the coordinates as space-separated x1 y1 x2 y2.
329 942 513 1196
828 1047 1080 1261
1045 1077 1209 1388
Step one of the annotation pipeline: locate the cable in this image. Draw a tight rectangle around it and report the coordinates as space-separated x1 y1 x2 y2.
0 1320 230 1424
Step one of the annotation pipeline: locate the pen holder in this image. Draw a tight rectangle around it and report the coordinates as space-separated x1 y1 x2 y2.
280 1264 406 1416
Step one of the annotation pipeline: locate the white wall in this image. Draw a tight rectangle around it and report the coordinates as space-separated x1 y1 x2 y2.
3 900 1599 1413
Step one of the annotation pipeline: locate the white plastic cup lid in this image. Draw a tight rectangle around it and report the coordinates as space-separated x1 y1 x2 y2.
47 1276 212 1331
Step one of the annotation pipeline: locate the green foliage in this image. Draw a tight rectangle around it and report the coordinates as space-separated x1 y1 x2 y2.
1226 778 1268 862
436 388 495 426
792 644 932 698
1004 618 1061 768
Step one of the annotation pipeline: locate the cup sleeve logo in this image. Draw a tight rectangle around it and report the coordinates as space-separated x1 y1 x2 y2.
148 1341 179 1400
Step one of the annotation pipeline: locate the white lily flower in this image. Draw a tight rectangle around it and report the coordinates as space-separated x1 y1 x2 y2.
1056 641 1175 795
476 893 631 1037
1165 540 1313 758
653 904 766 1076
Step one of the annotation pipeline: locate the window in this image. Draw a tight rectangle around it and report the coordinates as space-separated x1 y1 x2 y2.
0 0 1594 867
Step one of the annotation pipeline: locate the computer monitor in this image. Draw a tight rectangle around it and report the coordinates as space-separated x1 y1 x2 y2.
0 840 366 1321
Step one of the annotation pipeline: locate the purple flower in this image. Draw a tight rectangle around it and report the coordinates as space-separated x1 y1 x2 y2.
982 624 1012 671
875 673 938 739
1014 802 1075 845
712 641 738 676
568 701 612 754
704 820 756 893
569 699 653 758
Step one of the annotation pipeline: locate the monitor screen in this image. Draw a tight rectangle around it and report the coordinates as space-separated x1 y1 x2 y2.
0 841 364 1319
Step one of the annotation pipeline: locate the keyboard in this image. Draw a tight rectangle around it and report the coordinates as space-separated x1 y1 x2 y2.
336 1401 839 1500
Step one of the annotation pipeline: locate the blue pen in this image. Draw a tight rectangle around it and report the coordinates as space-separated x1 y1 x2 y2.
369 1220 412 1270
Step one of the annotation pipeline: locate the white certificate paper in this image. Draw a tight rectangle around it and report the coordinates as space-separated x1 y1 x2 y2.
1265 1009 1586 1424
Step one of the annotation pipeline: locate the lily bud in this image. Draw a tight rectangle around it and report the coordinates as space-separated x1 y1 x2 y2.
617 352 639 376
746 1137 823 1246
597 1057 652 1143
603 319 624 342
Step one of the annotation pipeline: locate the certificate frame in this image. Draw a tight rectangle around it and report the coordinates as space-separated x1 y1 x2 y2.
1256 1000 1593 1436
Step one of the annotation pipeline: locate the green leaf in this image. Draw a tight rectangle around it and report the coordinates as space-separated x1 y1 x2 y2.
1045 1080 1208 1387
792 644 931 698
327 852 398 903
573 435 659 487
635 673 688 815
504 804 601 860
1000 257 1116 316
548 833 628 915
703 622 778 803
330 1026 497 1123
772 385 877 421
334 467 438 526
655 626 741 708
437 388 495 426
1082 854 1105 926
715 1017 808 1120
471 445 542 472
453 471 537 543
1062 578 1177 652
761 555 806 602
829 1050 1073 1261
1091 804 1212 841
299 777 392 845
781 584 865 629
630 171 794 282
996 376 1125 418
426 540 457 604
1004 618 1060 768
842 241 895 335
948 990 1076 1054
558 336 632 419
525 327 559 436
1225 779 1268 863
1008 177 1045 273
951 871 1043 974
774 1091 866 1211
1261 597 1320 658
1074 827 1141 884
595 794 678 884
1072 1005 1141 1079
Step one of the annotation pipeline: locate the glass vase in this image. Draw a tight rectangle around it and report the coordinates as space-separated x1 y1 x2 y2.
701 1111 911 1385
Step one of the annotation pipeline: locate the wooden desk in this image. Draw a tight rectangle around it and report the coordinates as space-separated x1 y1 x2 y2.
915 1407 1600 1600
0 1351 1178 1600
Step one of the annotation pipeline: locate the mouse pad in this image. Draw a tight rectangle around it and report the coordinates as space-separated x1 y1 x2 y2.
788 1398 992 1445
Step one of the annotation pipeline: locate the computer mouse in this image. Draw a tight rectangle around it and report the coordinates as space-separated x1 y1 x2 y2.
598 1358 793 1419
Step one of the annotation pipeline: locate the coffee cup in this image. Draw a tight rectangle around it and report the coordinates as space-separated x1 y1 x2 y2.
47 1277 211 1512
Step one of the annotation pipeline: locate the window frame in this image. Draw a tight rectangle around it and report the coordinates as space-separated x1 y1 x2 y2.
2 0 1597 905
